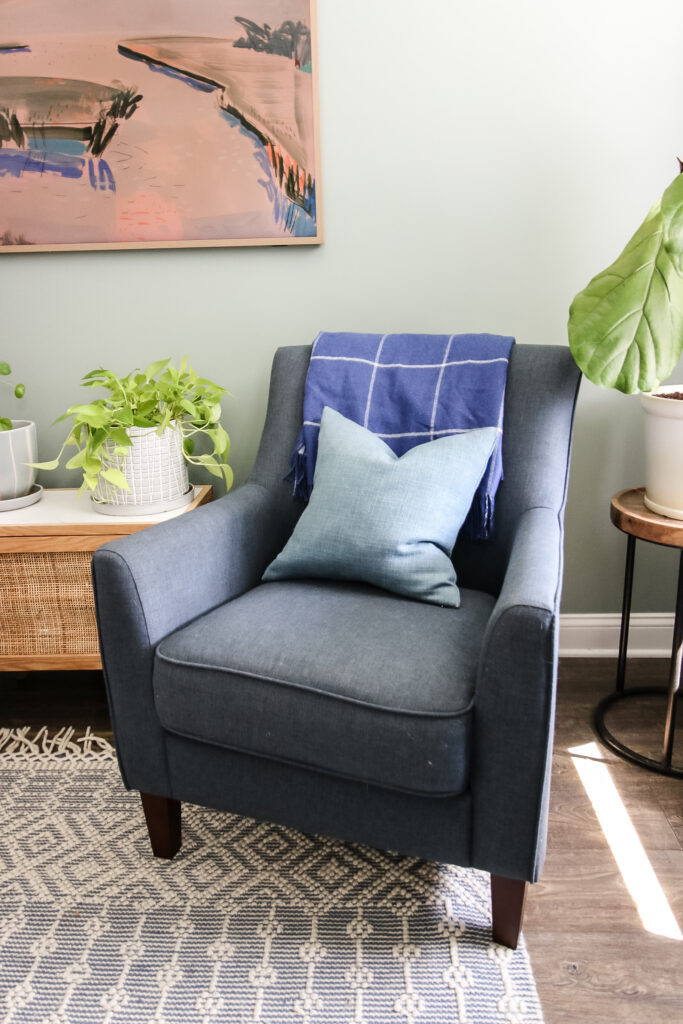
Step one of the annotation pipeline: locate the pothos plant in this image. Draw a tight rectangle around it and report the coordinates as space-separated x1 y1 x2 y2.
34 357 233 495
0 361 26 430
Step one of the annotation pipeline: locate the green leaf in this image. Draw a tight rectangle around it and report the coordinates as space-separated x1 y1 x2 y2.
662 172 683 275
143 358 170 381
114 406 134 427
0 416 12 430
568 177 683 393
99 467 131 491
88 427 109 454
207 425 230 456
0 362 10 375
202 401 222 423
180 398 198 417
28 458 60 470
68 403 112 428
157 408 173 433
13 383 25 398
108 426 132 447
80 473 100 493
65 449 88 470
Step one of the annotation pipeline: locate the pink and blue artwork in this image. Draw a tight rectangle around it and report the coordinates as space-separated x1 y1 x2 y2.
0 1 321 251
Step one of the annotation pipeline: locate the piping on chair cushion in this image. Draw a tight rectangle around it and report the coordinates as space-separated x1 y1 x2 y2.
262 407 499 607
153 579 496 795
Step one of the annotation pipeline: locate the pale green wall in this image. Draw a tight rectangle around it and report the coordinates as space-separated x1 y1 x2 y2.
3 0 683 613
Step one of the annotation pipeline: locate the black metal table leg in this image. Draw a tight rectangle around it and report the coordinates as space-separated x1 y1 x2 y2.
662 549 683 767
594 535 683 778
616 534 636 694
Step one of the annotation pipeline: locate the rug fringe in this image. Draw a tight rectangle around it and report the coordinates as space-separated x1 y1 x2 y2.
0 726 115 761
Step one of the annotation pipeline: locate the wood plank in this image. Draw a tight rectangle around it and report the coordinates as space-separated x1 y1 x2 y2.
0 654 101 670
523 657 683 1024
0 534 124 552
611 487 683 548
525 930 683 1024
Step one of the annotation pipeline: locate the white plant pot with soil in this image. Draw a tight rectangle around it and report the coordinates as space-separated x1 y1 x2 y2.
92 423 193 516
0 420 37 502
641 386 683 520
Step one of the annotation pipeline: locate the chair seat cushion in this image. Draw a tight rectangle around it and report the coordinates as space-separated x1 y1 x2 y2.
154 580 496 796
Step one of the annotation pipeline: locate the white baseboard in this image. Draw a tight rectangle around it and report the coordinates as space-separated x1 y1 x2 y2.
559 613 675 658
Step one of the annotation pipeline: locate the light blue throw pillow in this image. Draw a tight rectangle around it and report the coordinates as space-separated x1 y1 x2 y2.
263 408 499 606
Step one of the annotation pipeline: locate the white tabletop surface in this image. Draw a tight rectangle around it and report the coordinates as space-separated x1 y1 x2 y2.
0 487 203 527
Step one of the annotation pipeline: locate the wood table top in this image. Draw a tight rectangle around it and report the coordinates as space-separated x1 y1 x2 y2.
611 487 683 547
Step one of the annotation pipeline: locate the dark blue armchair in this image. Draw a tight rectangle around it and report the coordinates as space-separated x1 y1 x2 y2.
92 343 580 948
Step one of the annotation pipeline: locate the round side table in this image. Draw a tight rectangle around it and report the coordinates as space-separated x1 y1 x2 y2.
595 487 683 777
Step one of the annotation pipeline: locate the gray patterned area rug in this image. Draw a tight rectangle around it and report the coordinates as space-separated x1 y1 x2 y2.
0 728 544 1024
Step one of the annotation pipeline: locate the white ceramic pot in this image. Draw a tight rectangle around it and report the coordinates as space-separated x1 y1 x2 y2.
641 385 683 519
92 423 192 516
0 420 37 501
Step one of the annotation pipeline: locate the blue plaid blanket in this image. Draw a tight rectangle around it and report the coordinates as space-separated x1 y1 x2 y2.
290 332 515 538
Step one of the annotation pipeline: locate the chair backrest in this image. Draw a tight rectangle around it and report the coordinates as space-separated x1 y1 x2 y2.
250 343 581 597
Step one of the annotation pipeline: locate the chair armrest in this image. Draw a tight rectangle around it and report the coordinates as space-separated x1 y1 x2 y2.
471 505 563 882
91 482 289 794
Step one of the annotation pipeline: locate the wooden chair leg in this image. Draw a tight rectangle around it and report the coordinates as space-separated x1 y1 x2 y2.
490 874 528 948
140 792 182 860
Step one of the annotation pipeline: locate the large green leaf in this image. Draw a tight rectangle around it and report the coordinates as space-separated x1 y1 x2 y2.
568 174 683 393
662 172 683 274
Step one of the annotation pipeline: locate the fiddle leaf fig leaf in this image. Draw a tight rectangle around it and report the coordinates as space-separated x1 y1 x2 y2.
662 172 683 276
568 176 683 394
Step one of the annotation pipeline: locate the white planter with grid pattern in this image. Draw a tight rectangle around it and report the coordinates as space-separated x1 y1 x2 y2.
92 423 192 516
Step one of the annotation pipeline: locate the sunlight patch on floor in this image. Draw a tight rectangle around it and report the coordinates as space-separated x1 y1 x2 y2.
569 740 682 941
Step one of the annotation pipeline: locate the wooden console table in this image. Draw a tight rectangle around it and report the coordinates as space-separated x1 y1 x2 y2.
0 486 212 671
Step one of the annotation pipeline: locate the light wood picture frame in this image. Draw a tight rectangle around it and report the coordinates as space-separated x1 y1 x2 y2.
0 1 322 252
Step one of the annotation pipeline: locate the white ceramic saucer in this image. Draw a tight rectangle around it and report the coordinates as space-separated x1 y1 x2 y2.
0 483 43 512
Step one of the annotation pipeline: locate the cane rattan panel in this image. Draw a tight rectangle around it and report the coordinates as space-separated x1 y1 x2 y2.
0 551 98 656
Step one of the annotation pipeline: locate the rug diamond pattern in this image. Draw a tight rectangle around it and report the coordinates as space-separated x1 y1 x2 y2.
0 738 544 1024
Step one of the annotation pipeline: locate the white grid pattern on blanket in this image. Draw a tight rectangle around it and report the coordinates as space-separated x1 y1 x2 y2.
306 338 509 445
310 355 511 370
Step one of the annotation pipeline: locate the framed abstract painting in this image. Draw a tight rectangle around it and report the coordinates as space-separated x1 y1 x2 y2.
0 1 321 251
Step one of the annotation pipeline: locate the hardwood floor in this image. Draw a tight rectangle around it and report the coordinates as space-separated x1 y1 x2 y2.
1 659 682 1022
525 658 683 1024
